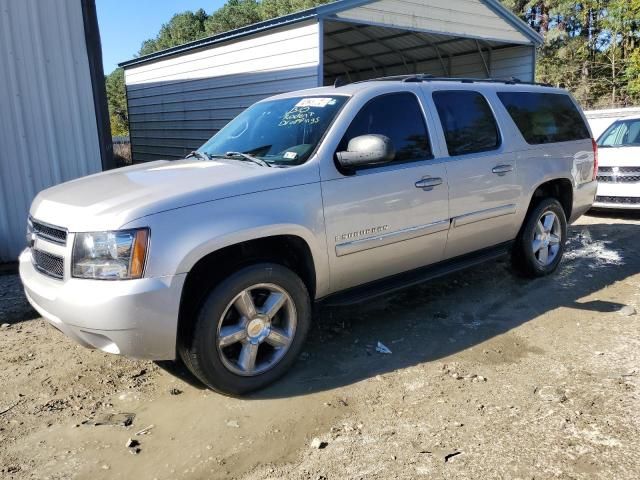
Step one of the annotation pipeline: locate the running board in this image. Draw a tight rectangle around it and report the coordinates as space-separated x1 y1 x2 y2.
319 241 513 307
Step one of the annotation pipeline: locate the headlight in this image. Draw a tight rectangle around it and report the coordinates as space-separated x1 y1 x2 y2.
72 229 149 280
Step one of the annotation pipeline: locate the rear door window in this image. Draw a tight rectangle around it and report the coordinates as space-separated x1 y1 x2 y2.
497 92 590 145
337 92 431 163
432 91 500 156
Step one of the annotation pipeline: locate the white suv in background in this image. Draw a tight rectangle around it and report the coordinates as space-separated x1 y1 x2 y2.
594 115 640 209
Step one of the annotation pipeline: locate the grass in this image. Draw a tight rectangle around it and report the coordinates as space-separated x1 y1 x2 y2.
113 142 132 167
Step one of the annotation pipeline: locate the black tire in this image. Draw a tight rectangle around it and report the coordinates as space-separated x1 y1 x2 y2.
179 263 311 396
512 197 567 278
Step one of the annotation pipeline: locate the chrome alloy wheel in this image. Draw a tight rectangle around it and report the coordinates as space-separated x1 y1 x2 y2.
532 210 561 266
216 283 297 376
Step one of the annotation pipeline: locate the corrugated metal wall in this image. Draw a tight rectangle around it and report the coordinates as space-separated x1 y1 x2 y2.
0 0 102 262
125 22 320 162
400 45 534 80
489 46 534 80
387 46 533 80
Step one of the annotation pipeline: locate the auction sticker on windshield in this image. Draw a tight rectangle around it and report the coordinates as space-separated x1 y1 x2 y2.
295 98 337 108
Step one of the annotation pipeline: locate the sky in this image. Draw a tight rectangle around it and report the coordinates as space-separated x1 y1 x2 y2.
96 0 225 74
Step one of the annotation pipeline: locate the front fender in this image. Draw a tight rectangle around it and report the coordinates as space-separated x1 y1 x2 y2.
176 221 321 278
122 183 330 298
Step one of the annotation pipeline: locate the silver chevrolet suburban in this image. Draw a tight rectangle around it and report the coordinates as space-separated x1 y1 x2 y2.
20 76 597 394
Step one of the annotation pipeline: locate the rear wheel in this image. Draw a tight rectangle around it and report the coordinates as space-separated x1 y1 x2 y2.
179 263 311 395
512 198 567 277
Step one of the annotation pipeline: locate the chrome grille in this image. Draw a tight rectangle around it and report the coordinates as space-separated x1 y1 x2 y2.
597 167 640 184
599 166 640 173
32 249 64 279
30 218 67 245
595 195 640 205
597 175 640 183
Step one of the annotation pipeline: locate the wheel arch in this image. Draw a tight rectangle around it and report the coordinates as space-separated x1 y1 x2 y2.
176 232 319 349
524 177 573 221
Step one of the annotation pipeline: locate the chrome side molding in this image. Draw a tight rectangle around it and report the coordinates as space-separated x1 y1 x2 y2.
452 204 517 228
335 219 450 257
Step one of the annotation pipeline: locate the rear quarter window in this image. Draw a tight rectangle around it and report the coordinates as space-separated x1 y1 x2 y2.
497 92 590 145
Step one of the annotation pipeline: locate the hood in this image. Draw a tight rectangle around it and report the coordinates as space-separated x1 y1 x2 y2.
598 146 640 167
31 159 316 231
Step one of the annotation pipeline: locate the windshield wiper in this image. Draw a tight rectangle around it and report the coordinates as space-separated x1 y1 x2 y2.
224 151 272 168
186 150 211 160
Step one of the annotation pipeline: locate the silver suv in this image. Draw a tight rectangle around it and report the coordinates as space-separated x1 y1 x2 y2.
20 76 597 394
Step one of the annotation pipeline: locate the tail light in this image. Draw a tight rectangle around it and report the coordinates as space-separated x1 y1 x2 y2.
592 138 598 181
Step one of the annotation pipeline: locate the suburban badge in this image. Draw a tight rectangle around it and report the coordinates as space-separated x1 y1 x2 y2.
335 225 389 242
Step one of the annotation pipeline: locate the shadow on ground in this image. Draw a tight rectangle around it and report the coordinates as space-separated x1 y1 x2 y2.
251 220 640 398
0 273 36 325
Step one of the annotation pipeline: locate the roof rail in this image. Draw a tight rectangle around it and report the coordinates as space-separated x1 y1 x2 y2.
357 74 552 87
334 76 350 88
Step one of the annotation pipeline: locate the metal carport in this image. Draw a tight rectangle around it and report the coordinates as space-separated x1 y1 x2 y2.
120 0 543 162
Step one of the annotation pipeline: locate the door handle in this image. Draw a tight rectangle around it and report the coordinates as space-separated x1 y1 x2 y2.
492 164 514 176
415 177 443 190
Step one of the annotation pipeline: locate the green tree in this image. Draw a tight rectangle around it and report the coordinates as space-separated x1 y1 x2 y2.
503 0 640 108
603 0 640 105
625 49 640 100
259 0 331 19
105 68 128 136
204 0 261 36
139 9 209 56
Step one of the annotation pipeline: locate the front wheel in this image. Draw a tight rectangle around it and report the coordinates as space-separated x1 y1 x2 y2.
512 198 567 277
179 263 311 395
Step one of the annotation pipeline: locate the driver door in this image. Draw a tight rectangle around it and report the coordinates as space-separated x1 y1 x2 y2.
320 91 450 293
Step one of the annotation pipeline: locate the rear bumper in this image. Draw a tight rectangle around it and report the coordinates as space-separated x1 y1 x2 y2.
19 249 186 360
570 180 597 222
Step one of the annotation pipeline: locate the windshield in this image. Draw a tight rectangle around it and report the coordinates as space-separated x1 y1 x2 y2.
597 118 640 147
198 95 348 166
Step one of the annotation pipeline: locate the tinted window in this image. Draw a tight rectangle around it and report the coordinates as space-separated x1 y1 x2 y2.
337 93 431 162
432 91 500 156
497 92 590 145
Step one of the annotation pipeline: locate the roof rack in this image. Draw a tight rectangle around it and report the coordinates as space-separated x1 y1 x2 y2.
354 74 552 87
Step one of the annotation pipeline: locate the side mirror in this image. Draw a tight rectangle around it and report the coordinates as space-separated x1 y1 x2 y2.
335 134 395 169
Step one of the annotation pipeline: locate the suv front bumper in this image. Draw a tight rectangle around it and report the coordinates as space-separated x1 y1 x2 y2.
19 249 186 360
593 181 640 209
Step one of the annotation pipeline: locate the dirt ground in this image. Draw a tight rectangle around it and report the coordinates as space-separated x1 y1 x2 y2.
1 211 639 480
